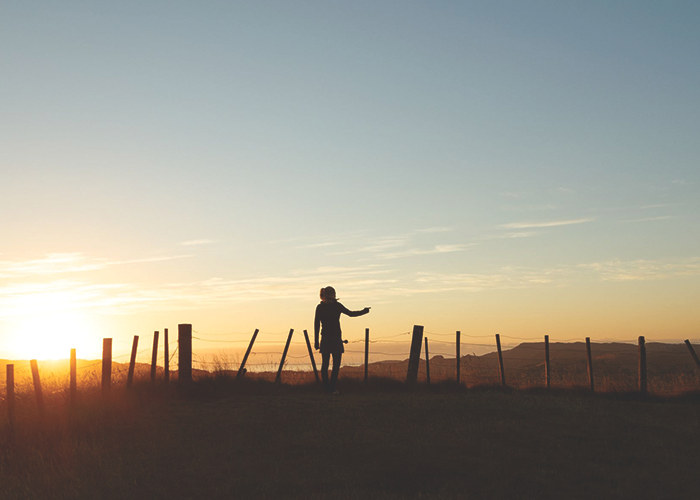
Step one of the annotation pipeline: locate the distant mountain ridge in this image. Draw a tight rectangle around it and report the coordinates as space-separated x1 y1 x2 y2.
342 342 700 380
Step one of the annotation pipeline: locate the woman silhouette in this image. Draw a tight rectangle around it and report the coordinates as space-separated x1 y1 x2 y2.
314 286 370 394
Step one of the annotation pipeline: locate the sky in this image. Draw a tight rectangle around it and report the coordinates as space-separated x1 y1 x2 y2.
1 1 699 362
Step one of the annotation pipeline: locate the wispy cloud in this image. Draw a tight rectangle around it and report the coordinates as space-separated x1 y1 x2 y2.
328 235 412 256
3 255 699 319
0 253 190 278
499 218 594 229
639 203 676 210
577 258 700 281
620 216 674 223
179 239 215 246
0 253 106 277
0 264 398 317
325 228 469 260
271 230 367 247
143 265 397 307
481 231 538 240
377 244 471 260
416 227 452 234
503 204 558 212
0 279 153 318
296 241 344 249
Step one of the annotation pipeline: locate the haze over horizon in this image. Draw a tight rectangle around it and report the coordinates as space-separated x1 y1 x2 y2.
2 1 699 361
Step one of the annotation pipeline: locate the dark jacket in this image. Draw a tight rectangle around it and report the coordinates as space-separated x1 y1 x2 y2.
314 301 368 354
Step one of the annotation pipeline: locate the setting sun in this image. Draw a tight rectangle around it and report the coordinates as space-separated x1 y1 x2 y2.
3 292 98 360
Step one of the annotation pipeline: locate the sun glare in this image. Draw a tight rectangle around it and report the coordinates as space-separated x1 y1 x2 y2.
4 292 99 360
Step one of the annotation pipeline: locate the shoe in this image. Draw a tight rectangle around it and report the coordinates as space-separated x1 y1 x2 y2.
332 390 340 395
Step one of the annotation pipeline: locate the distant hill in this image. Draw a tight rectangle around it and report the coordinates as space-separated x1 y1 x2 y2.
341 342 700 385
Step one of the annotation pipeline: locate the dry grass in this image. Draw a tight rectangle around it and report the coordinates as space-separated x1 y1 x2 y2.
2 373 700 499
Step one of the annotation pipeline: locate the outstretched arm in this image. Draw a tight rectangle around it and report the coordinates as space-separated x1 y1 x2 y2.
314 305 321 350
340 304 371 317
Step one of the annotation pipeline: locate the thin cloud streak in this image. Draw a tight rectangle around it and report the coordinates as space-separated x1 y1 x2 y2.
577 258 700 281
378 244 472 260
416 227 453 233
295 241 344 249
499 218 594 229
620 216 674 223
179 239 215 246
480 231 538 240
0 253 191 278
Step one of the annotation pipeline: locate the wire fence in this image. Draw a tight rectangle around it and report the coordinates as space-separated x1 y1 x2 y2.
2 327 700 404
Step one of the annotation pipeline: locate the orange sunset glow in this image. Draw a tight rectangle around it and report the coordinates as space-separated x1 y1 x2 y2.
3 4 700 500
1 2 698 366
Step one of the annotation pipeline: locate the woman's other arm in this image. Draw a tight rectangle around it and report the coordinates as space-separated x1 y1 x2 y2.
314 305 321 350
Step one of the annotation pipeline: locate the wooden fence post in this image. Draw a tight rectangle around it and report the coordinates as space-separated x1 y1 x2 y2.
275 329 294 384
303 330 320 383
237 329 259 380
102 338 112 397
364 328 370 384
127 335 139 389
544 335 550 389
496 334 506 387
638 336 647 395
30 359 45 416
151 331 159 383
6 364 15 430
586 337 595 392
424 337 431 385
406 325 424 387
164 328 170 383
178 324 193 385
684 340 700 371
70 348 77 405
456 330 461 385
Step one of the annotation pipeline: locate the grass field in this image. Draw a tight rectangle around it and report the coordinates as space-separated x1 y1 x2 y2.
2 377 700 500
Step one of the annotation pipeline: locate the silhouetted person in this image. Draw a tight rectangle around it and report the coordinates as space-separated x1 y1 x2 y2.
314 286 370 394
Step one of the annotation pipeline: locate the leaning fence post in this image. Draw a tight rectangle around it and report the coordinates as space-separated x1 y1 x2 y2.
684 340 700 371
164 328 170 383
406 325 424 387
364 328 370 384
30 359 45 416
275 329 294 384
424 337 431 385
127 335 139 389
237 329 259 380
70 348 77 405
456 331 461 385
638 336 647 395
102 338 112 397
151 331 159 383
178 324 193 385
544 335 550 389
303 330 320 383
586 337 595 392
496 334 506 387
6 364 15 430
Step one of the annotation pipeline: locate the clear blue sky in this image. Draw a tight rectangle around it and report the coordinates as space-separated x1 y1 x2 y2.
1 1 699 359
